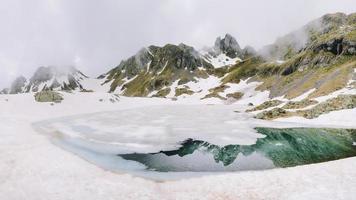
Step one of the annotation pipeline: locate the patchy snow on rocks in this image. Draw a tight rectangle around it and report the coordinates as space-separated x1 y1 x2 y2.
203 53 241 68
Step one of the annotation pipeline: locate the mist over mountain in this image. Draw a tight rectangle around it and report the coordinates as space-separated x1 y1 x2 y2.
2 11 355 100
0 0 355 89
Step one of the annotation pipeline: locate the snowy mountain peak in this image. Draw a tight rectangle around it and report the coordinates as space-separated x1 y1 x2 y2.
102 43 214 94
1 66 90 93
25 66 88 92
200 33 243 68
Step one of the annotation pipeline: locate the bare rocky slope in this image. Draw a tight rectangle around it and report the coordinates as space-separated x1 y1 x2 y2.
100 12 355 100
100 34 247 97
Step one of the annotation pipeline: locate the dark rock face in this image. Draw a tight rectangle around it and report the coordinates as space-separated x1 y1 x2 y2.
9 76 27 94
214 34 242 58
314 38 344 55
314 38 356 55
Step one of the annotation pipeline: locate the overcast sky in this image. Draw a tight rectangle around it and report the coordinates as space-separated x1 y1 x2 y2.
0 0 355 88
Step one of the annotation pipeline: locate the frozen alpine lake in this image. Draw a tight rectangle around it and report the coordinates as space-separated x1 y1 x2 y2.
33 104 356 181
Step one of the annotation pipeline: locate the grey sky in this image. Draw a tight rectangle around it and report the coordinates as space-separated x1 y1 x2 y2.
0 0 355 88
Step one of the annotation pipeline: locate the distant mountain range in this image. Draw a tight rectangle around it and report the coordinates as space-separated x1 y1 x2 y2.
1 66 87 94
2 12 355 101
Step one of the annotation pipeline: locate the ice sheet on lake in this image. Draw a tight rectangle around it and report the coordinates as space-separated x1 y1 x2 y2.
34 104 350 154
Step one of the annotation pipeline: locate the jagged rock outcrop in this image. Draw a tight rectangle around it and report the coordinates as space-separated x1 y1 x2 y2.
213 34 242 58
200 34 244 69
312 38 356 55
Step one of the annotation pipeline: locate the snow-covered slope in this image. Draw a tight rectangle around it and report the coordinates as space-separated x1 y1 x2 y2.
201 51 242 68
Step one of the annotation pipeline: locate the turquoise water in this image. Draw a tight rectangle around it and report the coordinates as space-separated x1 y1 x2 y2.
120 127 356 172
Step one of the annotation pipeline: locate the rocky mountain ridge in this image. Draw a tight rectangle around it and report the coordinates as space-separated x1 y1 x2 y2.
100 34 248 96
2 66 88 94
2 12 355 104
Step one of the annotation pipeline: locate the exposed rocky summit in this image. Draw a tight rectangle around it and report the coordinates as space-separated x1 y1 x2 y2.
103 43 214 95
213 34 242 58
108 44 212 79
